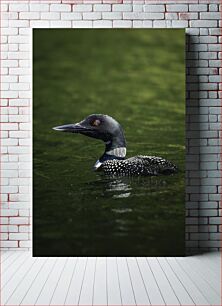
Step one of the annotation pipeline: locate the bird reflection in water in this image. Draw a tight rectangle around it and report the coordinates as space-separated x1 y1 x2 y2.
85 175 168 202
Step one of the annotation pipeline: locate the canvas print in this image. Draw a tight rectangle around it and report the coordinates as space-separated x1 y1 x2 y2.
33 29 185 256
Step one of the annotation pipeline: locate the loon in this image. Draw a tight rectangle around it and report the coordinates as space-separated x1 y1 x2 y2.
53 114 178 176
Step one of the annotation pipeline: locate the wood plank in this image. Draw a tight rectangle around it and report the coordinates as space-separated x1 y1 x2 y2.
196 253 220 275
186 256 220 294
167 257 209 305
1 256 37 305
157 258 194 305
93 257 107 305
1 252 30 288
176 257 221 305
107 258 121 306
117 257 136 305
127 257 150 305
65 257 87 305
147 258 179 305
2 252 22 273
1 252 22 274
35 258 67 306
50 257 77 305
137 257 165 305
5 257 47 305
0 251 14 263
21 258 57 305
78 257 96 305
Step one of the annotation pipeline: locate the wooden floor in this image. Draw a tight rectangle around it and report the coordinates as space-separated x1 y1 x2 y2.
1 251 220 306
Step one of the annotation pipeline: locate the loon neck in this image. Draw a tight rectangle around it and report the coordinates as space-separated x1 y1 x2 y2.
93 149 126 171
94 139 127 171
104 136 126 159
94 132 126 171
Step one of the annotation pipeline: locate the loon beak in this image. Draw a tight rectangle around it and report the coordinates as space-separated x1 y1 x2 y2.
52 123 88 133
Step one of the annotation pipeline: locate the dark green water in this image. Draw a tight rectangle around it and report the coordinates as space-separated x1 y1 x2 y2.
33 29 185 256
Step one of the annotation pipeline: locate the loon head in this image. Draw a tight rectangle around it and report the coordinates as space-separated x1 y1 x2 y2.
53 114 127 170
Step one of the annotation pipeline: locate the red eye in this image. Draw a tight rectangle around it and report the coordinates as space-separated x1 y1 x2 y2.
91 119 101 127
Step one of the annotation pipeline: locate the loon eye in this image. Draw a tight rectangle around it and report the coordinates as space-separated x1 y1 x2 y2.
91 119 101 127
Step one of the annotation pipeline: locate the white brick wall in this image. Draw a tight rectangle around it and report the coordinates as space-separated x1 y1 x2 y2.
1 0 221 254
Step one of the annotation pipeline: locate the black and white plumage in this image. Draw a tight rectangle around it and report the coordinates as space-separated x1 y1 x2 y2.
53 114 178 177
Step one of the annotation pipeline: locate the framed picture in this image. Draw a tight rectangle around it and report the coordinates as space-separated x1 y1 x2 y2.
33 29 185 256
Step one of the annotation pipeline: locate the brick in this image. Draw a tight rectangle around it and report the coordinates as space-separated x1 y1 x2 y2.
143 5 165 12
41 12 60 20
50 21 72 28
2 138 18 146
72 20 93 28
9 155 19 162
209 60 221 67
8 146 30 154
165 13 178 20
172 20 188 28
2 60 18 68
9 20 29 28
190 20 217 28
209 4 219 11
9 68 30 75
19 123 31 131
94 4 111 11
83 12 101 20
1 208 18 216
200 12 221 19
191 233 209 241
19 209 29 217
19 241 31 248
210 233 221 240
0 241 18 248
30 4 49 12
9 233 29 240
166 5 188 12
142 21 152 28
1 91 18 99
19 226 30 233
209 217 221 225
2 123 18 131
210 28 221 35
93 20 112 28
113 20 132 28
200 208 218 218
133 5 142 12
50 4 71 12
9 99 29 107
123 12 164 19
200 202 218 209
74 4 92 12
153 20 172 28
102 12 122 19
2 170 18 178
112 4 132 12
0 218 8 225
20 12 40 20
133 20 143 28
61 12 82 20
9 115 29 123
199 52 217 59
208 44 221 52
189 4 207 12
9 4 28 11
179 12 198 20
10 83 30 91
30 21 50 28
2 4 8 12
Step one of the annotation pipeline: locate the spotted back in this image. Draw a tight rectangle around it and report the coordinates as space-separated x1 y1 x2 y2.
100 155 178 176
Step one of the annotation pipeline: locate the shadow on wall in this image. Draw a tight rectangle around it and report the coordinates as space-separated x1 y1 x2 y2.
185 34 201 255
